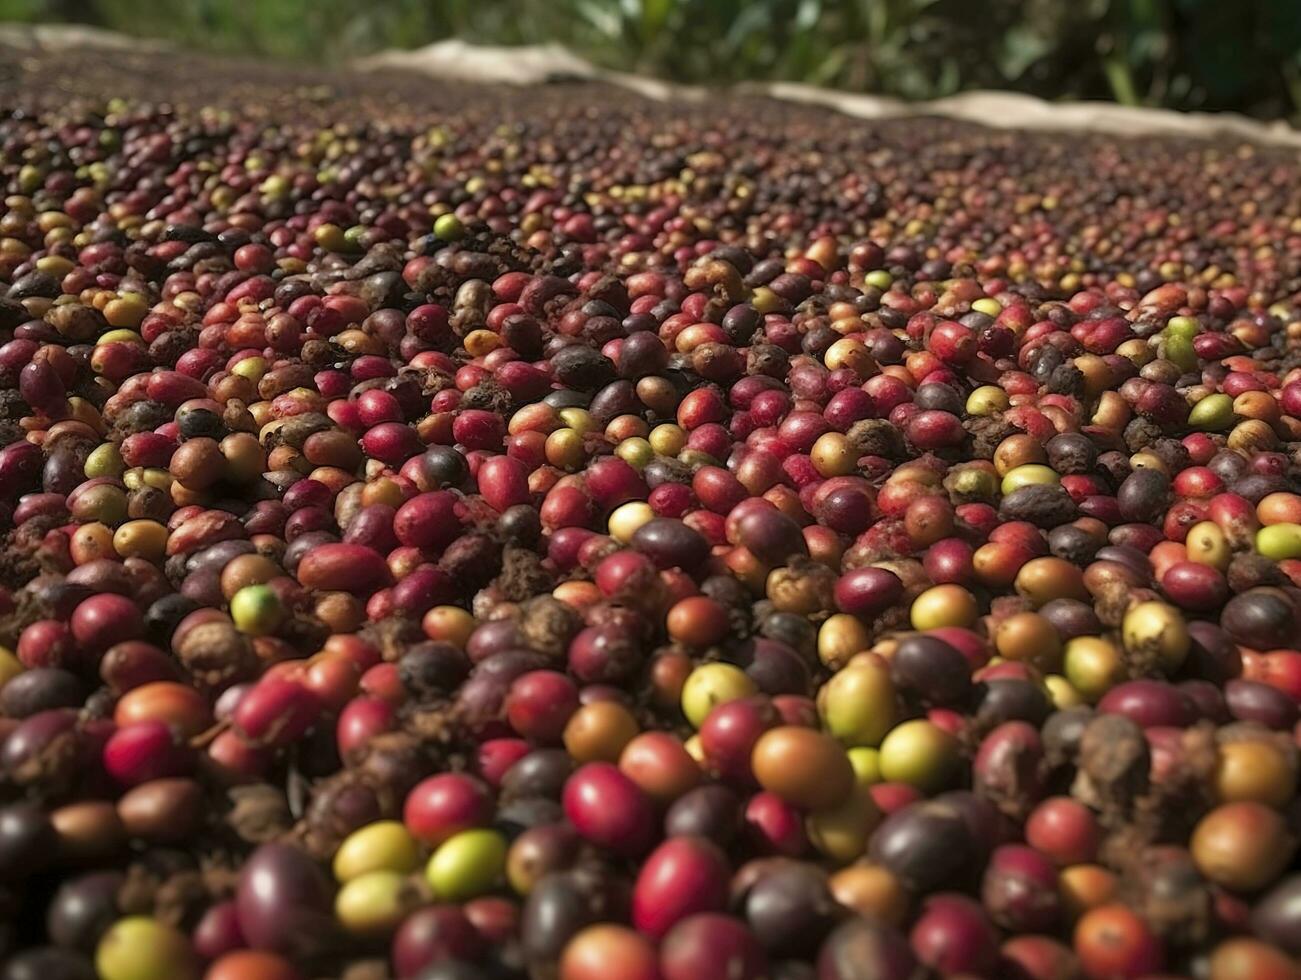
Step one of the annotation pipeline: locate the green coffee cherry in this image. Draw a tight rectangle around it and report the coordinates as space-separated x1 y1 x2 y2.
314 223 347 251
966 385 1010 416
1064 636 1126 702
615 437 654 469
96 917 198 980
877 719 958 793
1164 334 1197 371
806 785 877 862
335 870 412 934
1257 523 1301 561
945 465 1000 501
1189 392 1234 431
680 662 756 728
85 443 125 479
433 213 466 241
426 828 506 900
1001 464 1060 495
333 819 420 882
230 584 283 636
847 746 882 785
819 662 895 747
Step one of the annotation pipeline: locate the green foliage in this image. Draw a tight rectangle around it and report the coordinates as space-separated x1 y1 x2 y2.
2 0 1298 120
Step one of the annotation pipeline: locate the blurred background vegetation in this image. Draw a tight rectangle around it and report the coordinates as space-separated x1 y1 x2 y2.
2 0 1299 121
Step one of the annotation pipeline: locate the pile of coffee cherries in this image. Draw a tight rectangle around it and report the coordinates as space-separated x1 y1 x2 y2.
0 46 1299 980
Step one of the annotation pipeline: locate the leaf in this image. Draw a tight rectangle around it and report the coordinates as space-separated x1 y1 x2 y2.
1127 27 1167 63
0 0 46 21
795 0 822 31
638 0 674 42
723 1 778 51
571 0 626 42
808 44 848 84
999 23 1054 79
